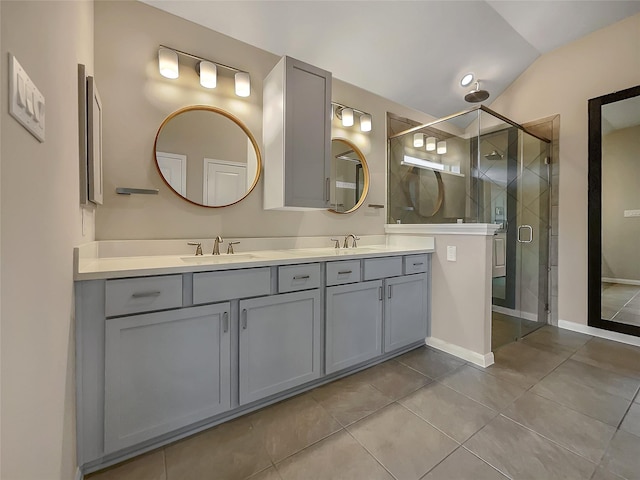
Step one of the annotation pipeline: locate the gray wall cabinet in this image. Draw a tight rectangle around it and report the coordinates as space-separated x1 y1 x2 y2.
263 56 332 210
104 303 231 453
75 253 431 473
239 290 321 404
325 280 383 374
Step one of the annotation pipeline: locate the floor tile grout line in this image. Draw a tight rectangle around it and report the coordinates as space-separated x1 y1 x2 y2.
162 449 168 480
342 427 400 480
497 411 608 466
417 446 468 480
459 443 514 480
393 401 464 446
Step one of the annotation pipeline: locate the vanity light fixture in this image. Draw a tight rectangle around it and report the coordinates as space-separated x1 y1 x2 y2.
157 45 251 97
332 102 373 132
413 133 424 148
158 47 179 79
360 113 372 132
341 108 354 127
426 136 437 151
198 61 217 89
437 140 447 154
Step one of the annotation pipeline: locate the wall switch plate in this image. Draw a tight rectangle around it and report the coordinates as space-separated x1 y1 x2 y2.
446 245 457 262
9 53 45 142
624 210 640 218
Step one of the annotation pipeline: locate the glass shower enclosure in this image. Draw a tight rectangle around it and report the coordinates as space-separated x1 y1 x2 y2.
388 106 551 348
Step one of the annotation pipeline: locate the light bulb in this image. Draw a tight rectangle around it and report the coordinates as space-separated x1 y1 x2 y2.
235 72 250 97
413 133 424 148
158 48 179 79
341 108 354 127
199 61 217 89
426 137 436 151
437 140 447 154
360 113 372 132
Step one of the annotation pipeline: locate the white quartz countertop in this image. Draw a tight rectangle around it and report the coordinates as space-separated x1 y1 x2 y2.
74 244 435 281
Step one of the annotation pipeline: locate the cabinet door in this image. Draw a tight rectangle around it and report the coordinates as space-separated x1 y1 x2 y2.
239 290 321 405
384 274 428 352
104 303 231 453
326 280 383 374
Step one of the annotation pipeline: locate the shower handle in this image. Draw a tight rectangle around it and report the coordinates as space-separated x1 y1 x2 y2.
517 225 533 243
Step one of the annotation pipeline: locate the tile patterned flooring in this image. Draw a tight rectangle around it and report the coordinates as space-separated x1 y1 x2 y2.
601 283 640 327
88 326 640 480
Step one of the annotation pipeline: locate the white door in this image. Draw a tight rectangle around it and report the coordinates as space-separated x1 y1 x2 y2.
203 159 247 206
157 152 187 196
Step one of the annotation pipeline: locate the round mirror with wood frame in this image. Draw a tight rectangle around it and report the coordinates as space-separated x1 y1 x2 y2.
329 138 370 214
154 105 261 208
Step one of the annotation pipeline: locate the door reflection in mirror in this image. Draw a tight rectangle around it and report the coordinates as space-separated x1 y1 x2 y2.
329 138 369 214
154 106 261 207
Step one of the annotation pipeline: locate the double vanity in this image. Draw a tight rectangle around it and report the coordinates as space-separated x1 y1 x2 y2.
75 238 434 471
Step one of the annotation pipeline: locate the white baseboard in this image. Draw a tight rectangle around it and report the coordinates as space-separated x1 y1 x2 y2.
558 320 640 348
425 337 494 367
75 467 84 480
602 277 640 286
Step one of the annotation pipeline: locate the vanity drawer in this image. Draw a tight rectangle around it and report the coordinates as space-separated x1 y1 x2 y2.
105 275 183 317
363 256 403 281
404 254 429 274
193 267 271 304
278 263 321 293
326 260 361 286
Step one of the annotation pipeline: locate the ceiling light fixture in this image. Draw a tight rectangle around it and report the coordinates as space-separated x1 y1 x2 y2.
460 73 474 87
413 133 424 148
426 137 437 152
158 45 251 97
437 141 447 155
332 102 373 132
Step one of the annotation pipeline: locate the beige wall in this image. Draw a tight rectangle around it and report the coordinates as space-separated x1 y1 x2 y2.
489 13 640 326
430 234 493 357
0 1 94 479
94 0 436 240
602 125 640 281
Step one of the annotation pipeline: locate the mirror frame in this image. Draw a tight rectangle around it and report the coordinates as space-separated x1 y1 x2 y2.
153 105 262 208
587 84 640 336
328 137 370 214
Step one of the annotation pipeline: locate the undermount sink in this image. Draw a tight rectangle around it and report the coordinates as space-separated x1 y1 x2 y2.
293 246 388 256
180 253 259 264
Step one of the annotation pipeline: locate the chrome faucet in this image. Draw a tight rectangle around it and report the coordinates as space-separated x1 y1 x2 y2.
227 241 240 254
343 234 360 248
213 236 223 255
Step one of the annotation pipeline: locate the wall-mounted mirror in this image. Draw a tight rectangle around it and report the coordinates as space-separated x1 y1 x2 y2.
154 105 261 207
329 138 369 213
588 84 640 337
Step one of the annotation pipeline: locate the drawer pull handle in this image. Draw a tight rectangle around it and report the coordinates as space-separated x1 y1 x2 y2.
241 309 248 330
223 312 229 333
413 262 424 266
379 286 383 301
131 291 162 298
338 270 353 275
293 275 310 280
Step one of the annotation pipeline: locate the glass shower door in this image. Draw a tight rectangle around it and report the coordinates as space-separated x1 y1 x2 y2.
515 130 551 337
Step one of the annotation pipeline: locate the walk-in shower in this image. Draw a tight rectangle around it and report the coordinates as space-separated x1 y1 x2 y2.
388 105 551 348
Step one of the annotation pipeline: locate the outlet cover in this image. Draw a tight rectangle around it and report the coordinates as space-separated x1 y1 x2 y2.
446 245 457 262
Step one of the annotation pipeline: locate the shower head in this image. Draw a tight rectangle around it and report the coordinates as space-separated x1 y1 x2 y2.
465 81 490 103
484 150 503 161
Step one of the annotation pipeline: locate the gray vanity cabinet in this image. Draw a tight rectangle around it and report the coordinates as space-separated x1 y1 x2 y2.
384 274 429 352
325 280 383 374
238 289 321 405
263 55 332 210
103 303 231 453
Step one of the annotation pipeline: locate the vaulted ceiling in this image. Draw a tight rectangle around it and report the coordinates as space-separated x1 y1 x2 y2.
141 0 640 119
